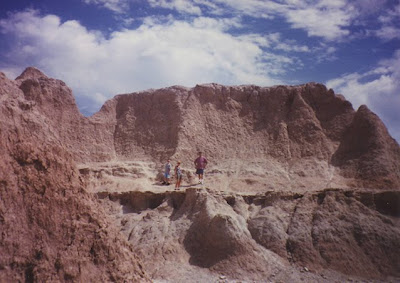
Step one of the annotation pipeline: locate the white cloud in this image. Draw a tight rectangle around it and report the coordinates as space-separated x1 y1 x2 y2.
81 0 399 42
374 2 400 41
326 73 394 106
0 10 292 114
326 50 400 142
375 26 400 41
146 0 358 41
313 44 338 62
192 16 242 31
379 1 400 22
148 0 202 15
92 92 108 104
285 5 352 40
239 33 310 53
145 0 399 43
82 0 129 13
351 0 386 15
192 0 225 15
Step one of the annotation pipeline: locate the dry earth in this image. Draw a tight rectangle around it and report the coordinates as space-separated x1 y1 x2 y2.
0 67 399 282
0 70 148 282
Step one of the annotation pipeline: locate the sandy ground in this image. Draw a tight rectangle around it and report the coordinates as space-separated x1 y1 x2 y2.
78 159 353 196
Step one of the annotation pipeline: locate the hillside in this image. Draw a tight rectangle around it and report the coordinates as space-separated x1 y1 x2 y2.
0 69 148 282
1 67 399 282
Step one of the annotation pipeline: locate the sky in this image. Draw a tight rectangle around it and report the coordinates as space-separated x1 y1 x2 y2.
0 0 399 142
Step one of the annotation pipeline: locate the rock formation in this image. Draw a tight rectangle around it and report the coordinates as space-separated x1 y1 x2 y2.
100 188 399 281
1 67 399 282
0 70 148 282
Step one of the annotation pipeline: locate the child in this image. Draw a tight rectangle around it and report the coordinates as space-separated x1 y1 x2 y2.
162 159 171 185
175 161 182 190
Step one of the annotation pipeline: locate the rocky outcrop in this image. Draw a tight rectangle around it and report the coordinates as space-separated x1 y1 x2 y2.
97 83 399 189
99 188 400 281
11 67 399 189
332 105 400 188
0 70 148 282
15 67 117 161
1 67 399 282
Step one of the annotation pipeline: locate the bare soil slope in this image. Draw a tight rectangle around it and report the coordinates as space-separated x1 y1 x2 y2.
1 67 399 282
16 67 399 190
85 83 400 190
0 70 148 282
98 188 399 282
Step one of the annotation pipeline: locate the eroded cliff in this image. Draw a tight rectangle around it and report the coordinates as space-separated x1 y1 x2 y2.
1 67 399 282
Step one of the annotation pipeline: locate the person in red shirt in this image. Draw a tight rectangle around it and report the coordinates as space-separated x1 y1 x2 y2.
194 151 208 184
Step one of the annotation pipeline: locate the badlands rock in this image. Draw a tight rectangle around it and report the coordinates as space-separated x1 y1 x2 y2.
0 70 148 282
1 67 399 282
332 105 400 188
100 188 399 281
14 67 400 190
15 67 117 161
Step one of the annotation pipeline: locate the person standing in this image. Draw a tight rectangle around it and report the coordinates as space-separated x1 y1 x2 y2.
175 161 182 190
162 159 171 185
194 151 208 184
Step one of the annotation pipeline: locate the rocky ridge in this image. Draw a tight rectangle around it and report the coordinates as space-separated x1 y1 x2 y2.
0 67 399 282
15 67 400 190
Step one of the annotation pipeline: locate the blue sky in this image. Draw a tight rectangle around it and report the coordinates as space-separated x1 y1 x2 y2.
0 0 399 142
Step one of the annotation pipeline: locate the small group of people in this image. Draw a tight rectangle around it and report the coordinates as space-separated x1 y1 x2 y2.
162 151 208 190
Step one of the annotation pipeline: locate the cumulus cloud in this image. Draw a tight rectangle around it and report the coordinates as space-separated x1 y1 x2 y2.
0 10 292 114
284 5 352 40
326 50 400 142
